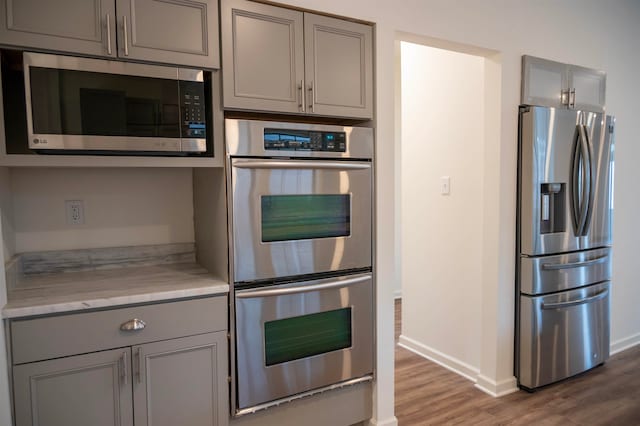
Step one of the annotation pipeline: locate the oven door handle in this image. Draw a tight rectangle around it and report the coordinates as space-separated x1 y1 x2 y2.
236 275 370 298
232 160 371 170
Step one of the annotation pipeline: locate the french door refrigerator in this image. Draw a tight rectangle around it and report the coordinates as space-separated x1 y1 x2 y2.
516 105 615 390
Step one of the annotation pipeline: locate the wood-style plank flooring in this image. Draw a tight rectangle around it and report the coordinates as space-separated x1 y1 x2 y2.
394 299 640 425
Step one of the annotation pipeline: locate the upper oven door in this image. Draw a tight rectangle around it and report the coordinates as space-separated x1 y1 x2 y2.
230 157 372 283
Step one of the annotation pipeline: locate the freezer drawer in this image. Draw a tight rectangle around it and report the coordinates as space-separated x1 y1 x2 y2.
518 282 609 390
520 247 611 295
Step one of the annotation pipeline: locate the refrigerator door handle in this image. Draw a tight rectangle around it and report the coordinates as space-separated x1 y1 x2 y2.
541 288 608 310
580 124 595 236
541 254 608 270
571 126 584 235
571 124 591 237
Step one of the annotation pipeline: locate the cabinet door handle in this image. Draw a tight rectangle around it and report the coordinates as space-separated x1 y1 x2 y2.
569 88 576 108
123 15 130 56
119 352 128 385
298 80 305 112
308 81 315 112
106 14 112 55
133 348 142 384
120 318 146 331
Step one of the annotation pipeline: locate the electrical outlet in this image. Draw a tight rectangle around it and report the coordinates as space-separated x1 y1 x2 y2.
65 200 85 225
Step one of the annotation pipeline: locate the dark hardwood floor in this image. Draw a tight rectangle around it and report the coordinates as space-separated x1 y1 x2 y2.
394 299 640 425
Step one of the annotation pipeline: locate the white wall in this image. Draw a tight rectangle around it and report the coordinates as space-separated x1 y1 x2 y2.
399 43 485 375
9 168 195 253
273 0 640 422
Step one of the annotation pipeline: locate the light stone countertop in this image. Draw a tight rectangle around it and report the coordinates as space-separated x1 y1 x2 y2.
3 262 229 319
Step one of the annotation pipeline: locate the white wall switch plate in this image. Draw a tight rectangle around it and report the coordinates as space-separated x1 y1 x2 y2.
440 176 451 195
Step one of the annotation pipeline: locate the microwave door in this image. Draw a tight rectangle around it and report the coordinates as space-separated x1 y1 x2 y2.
519 107 606 256
22 52 207 153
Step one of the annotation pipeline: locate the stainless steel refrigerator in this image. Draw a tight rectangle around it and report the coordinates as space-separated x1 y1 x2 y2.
516 105 615 390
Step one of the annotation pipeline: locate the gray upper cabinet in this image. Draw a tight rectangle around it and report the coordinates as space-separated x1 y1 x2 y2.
522 55 606 112
304 14 373 119
221 0 373 119
133 333 228 426
13 348 134 426
569 64 606 113
0 0 117 57
0 0 219 68
116 0 219 68
221 0 304 114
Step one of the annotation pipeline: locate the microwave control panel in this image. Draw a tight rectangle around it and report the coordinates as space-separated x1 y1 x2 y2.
264 129 346 152
180 81 206 139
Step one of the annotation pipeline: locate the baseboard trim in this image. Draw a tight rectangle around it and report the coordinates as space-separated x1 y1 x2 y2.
474 374 518 397
611 332 640 355
397 335 479 383
368 416 398 426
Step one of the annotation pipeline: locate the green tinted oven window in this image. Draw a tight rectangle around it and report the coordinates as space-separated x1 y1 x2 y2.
261 194 351 242
264 308 352 366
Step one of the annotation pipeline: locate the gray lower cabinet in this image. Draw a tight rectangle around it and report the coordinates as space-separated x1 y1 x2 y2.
133 333 227 426
221 0 373 119
13 348 134 426
10 297 229 426
0 0 219 68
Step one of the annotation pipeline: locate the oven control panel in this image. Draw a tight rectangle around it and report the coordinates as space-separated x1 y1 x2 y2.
264 129 346 152
180 80 206 139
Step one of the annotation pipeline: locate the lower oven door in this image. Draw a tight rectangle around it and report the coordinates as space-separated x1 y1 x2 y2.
518 281 610 389
234 273 373 412
230 157 372 283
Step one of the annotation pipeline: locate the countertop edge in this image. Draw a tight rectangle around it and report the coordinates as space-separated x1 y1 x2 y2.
2 282 230 319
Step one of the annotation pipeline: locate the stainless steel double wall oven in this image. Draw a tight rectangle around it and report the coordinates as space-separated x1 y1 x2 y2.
226 119 374 415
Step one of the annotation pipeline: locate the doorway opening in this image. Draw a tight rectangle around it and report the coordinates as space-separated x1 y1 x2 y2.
394 36 502 387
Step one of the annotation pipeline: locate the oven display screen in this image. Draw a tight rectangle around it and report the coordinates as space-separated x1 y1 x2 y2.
261 194 351 242
264 308 352 366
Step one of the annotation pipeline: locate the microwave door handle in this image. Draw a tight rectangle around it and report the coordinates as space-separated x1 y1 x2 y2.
232 160 370 171
236 275 370 298
541 288 608 310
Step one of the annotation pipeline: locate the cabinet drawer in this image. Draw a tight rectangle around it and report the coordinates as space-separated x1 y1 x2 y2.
11 296 227 364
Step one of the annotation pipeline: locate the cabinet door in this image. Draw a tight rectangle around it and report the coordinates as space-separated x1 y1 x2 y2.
13 348 133 426
569 64 606 112
521 55 568 109
221 0 304 113
0 0 116 57
133 332 228 426
116 0 219 68
304 14 373 119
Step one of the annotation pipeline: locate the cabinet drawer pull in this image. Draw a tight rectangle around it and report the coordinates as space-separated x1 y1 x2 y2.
120 318 146 331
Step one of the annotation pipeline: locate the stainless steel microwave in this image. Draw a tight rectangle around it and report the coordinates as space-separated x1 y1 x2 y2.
20 52 210 154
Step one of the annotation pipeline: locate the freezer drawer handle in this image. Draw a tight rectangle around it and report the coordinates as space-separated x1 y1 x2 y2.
541 288 608 310
541 255 608 270
236 275 370 298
